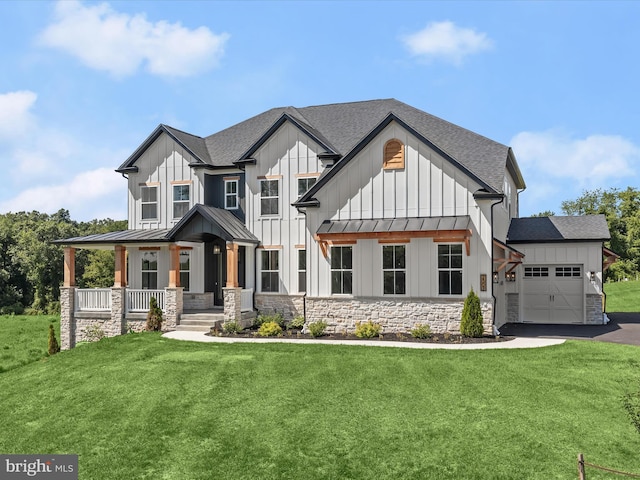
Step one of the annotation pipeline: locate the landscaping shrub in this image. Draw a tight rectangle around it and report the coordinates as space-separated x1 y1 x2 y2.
460 288 484 337
308 321 327 338
257 321 282 337
288 316 305 330
411 323 432 339
253 312 285 329
355 321 382 339
47 323 60 355
145 297 163 331
223 321 243 334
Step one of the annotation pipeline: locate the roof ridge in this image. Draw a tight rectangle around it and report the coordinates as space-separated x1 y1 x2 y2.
162 124 203 139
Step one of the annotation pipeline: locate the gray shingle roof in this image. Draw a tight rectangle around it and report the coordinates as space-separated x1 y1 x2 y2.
507 215 610 243
118 99 523 194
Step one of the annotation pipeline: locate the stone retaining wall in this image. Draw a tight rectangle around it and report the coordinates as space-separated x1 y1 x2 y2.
304 296 493 335
255 294 305 321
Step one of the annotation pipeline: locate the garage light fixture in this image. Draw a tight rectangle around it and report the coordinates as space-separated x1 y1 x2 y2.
589 271 596 282
493 271 499 283
506 271 516 282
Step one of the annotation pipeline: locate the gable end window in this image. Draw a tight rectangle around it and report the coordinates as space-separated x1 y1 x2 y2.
383 139 405 170
260 179 279 216
438 244 462 295
173 185 190 219
141 186 158 220
331 246 353 295
383 245 406 295
225 179 239 210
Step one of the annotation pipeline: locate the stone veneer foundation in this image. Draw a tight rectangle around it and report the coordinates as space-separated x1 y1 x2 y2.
586 293 605 324
268 296 493 335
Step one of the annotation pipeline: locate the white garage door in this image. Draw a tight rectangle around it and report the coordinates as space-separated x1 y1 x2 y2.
522 266 584 324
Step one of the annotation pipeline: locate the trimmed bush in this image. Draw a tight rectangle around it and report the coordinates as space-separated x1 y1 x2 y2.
411 323 432 339
223 321 243 334
460 288 484 337
257 321 283 337
354 321 382 339
288 316 305 330
253 312 285 329
145 297 163 332
47 323 60 355
308 321 327 338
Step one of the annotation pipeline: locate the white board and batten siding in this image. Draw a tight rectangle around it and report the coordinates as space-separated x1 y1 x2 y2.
517 242 603 324
245 122 324 294
307 121 495 300
127 133 205 230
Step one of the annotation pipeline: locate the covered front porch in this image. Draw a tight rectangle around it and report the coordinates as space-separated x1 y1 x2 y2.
55 205 259 349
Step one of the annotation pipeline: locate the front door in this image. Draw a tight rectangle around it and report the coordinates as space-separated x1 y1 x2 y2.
205 240 226 306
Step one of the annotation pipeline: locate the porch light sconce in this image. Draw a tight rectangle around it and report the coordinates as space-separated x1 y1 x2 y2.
492 271 499 284
213 245 221 255
506 271 516 282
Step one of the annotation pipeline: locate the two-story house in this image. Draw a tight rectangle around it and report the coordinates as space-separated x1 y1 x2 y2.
55 99 616 349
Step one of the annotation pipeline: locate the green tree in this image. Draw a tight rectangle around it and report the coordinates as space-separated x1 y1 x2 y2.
460 288 484 337
531 210 556 217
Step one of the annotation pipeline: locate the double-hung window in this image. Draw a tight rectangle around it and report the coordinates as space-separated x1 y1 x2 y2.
225 179 238 210
141 186 158 220
179 250 190 291
173 185 190 218
261 250 279 292
141 251 158 289
383 245 406 295
331 246 352 295
298 249 306 293
260 179 279 215
438 244 463 295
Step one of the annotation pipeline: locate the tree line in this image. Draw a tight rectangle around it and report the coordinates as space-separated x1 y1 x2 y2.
0 186 637 314
0 210 125 314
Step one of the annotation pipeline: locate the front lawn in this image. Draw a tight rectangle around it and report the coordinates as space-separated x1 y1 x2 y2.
0 315 60 372
0 333 639 479
606 279 640 312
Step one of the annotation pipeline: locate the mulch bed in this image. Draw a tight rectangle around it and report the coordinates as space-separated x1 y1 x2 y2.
208 329 513 344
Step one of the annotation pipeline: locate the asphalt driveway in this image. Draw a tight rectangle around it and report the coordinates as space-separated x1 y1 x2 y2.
499 313 640 346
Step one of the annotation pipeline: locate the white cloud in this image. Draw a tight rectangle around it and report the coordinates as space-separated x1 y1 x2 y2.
0 168 126 219
511 130 638 185
39 0 229 78
0 91 37 138
401 21 493 65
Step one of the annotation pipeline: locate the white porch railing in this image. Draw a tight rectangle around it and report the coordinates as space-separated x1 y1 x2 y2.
75 288 112 311
126 289 166 313
241 288 253 312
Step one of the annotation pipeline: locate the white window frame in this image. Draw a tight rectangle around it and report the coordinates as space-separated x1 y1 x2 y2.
331 246 353 295
298 249 306 293
141 186 158 220
173 185 190 219
179 250 190 292
437 244 463 296
260 250 279 293
297 177 317 197
225 179 239 210
382 244 406 295
141 251 158 290
260 179 279 216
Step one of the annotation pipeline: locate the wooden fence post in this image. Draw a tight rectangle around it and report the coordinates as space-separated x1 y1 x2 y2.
578 453 586 480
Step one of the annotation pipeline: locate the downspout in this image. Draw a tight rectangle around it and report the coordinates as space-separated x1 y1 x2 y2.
295 205 308 321
490 196 505 335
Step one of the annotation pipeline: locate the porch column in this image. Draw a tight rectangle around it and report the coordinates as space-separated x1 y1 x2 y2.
60 286 76 350
169 244 181 288
226 242 239 287
114 245 127 287
63 247 76 287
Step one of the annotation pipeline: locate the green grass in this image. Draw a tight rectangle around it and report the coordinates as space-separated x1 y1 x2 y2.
1 332 639 479
0 315 60 372
605 279 640 312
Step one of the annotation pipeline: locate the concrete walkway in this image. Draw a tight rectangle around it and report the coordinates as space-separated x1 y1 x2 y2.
163 330 565 350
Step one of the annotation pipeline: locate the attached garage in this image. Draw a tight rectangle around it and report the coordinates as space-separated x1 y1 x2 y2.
505 215 614 326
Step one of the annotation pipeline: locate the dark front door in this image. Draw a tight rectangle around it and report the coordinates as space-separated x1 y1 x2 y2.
205 240 226 306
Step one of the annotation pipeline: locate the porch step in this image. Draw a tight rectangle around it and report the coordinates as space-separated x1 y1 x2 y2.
176 313 225 332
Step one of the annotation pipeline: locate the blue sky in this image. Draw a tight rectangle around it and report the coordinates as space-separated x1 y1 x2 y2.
0 0 638 221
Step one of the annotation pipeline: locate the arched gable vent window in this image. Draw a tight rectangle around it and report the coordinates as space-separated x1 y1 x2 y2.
383 139 405 170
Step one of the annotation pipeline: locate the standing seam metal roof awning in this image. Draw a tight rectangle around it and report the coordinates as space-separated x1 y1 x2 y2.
314 216 473 257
